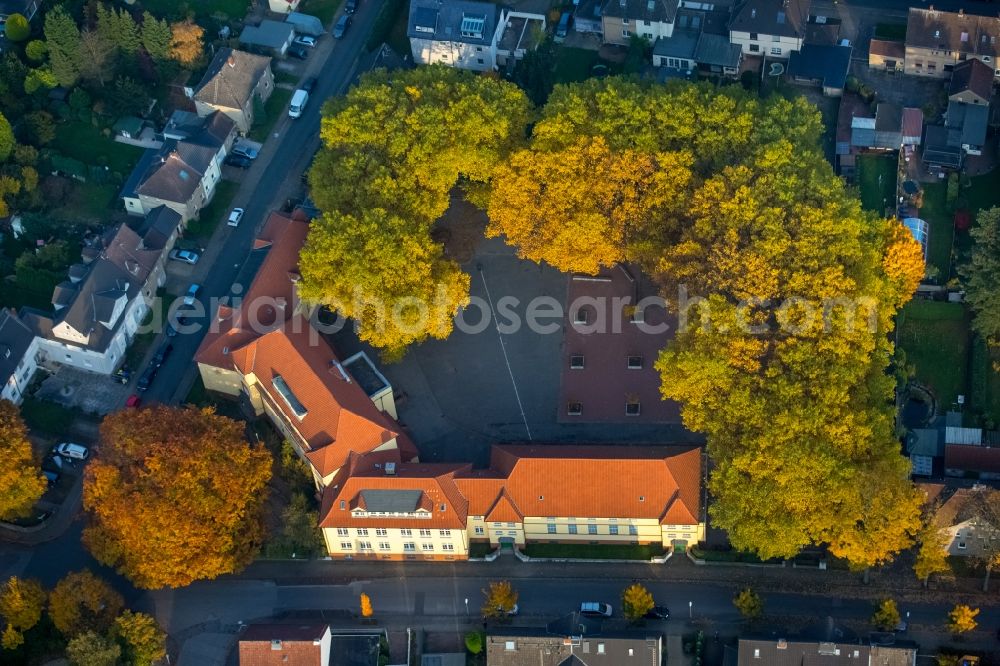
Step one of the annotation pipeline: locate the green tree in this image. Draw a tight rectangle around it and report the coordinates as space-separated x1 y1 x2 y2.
481 581 518 619
0 110 13 163
97 3 140 55
23 67 57 94
66 630 121 666
510 42 555 105
24 39 47 63
112 610 166 666
139 12 171 61
0 401 46 521
733 587 763 621
947 604 978 635
23 110 54 145
0 576 45 649
872 599 901 631
273 492 324 557
961 208 1000 345
44 6 82 86
464 631 484 654
48 570 123 637
5 14 29 42
621 583 655 622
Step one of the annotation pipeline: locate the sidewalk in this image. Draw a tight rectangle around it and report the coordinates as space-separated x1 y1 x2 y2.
0 472 83 546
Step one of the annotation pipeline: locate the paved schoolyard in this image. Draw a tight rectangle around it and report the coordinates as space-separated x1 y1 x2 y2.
332 238 698 466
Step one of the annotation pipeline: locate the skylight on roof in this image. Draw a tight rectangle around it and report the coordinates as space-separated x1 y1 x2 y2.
461 14 485 39
776 11 785 24
273 375 308 419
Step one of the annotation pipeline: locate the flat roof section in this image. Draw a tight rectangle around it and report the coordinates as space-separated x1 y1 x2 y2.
558 265 680 424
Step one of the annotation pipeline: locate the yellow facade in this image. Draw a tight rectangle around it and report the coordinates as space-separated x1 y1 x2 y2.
321 525 470 561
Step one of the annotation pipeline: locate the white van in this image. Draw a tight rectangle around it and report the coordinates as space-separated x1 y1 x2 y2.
288 89 309 118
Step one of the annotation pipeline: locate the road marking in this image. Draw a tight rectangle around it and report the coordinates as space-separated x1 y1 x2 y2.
478 266 532 441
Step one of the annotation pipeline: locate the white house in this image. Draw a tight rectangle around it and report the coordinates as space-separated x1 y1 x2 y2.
0 310 39 404
408 0 505 71
601 0 679 47
729 0 809 58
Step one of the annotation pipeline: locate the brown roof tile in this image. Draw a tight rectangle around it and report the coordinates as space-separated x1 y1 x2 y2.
239 623 327 666
869 39 904 59
945 444 1000 474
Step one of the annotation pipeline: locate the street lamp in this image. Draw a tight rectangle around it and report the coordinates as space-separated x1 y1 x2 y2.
688 601 693 619
465 598 469 616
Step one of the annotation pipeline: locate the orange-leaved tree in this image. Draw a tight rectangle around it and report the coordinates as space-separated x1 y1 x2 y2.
48 570 123 637
83 406 272 589
0 401 46 521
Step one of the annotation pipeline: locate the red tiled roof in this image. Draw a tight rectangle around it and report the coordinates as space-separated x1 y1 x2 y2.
901 107 923 140
238 623 327 666
232 324 408 477
484 490 523 522
945 444 1000 474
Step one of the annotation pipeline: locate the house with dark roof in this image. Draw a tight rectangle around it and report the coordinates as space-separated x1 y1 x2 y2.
0 309 39 404
485 629 663 666
21 211 180 376
238 623 331 665
602 0 679 47
729 0 809 59
652 8 741 76
239 19 296 56
0 0 41 22
945 443 1000 480
924 58 993 168
904 7 1000 79
787 43 851 96
121 112 235 221
319 444 703 560
869 38 905 72
737 639 917 666
193 48 274 133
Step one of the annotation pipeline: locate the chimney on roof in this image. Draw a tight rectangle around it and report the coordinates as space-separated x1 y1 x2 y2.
959 7 964 16
751 8 756 18
385 462 396 475
227 55 236 68
777 639 788 650
329 360 352 383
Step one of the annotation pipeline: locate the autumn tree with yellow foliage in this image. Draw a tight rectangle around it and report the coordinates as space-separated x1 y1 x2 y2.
0 576 45 649
83 406 272 589
48 570 123 637
0 401 46 521
947 604 979 635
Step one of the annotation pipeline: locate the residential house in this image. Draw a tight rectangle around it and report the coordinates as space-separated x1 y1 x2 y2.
496 12 546 67
787 43 852 96
601 0 679 48
904 7 1000 78
945 443 1000 479
574 0 604 35
120 112 235 221
268 0 302 13
192 48 274 133
195 211 418 488
907 428 943 476
239 20 296 57
20 209 181 376
869 38 904 72
238 623 331 665
486 629 663 665
0 0 41 21
928 486 1000 558
923 58 993 169
729 0 809 59
652 9 742 76
319 444 703 560
0 310 39 404
407 0 503 71
737 639 917 666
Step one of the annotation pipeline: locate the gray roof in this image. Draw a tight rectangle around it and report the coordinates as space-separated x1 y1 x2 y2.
949 57 994 101
923 124 964 168
908 428 944 457
194 48 271 111
359 489 424 512
486 630 661 666
603 0 680 24
946 100 989 147
239 19 295 50
0 310 34 383
737 640 917 666
695 33 742 67
133 206 182 251
906 8 1000 59
730 0 809 39
407 0 500 46
787 43 851 89
875 102 902 132
653 29 699 59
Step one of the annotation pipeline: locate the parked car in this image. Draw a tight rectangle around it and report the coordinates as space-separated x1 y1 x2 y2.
169 248 200 265
302 76 317 93
224 154 253 169
125 395 141 408
183 283 201 306
645 606 670 620
43 470 59 488
54 442 90 460
231 143 259 160
227 208 244 227
287 45 309 60
294 35 317 47
151 343 173 368
580 602 613 618
333 14 351 38
137 366 157 392
555 11 571 42
345 0 358 13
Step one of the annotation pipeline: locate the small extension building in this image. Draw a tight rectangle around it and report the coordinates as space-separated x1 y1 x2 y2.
192 48 274 133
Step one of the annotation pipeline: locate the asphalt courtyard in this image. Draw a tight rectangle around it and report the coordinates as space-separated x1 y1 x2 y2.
332 236 700 466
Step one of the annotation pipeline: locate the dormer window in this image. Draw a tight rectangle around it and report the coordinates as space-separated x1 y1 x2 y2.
460 14 485 39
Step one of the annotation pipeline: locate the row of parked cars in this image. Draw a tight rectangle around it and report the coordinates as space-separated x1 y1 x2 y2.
579 602 670 619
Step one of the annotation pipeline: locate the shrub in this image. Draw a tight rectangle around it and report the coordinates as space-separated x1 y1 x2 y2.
5 14 30 42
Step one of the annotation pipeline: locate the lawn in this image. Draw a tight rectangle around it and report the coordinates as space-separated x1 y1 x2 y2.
51 122 143 176
918 181 955 280
186 180 240 239
897 299 969 411
20 397 79 436
553 47 601 85
523 542 665 560
302 0 341 25
874 23 906 41
690 546 780 564
469 542 494 558
249 89 294 143
140 0 249 20
856 154 896 215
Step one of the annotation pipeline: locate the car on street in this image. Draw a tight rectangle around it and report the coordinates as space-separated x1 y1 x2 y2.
302 76 317 93
227 207 244 227
183 283 201 306
137 366 157 392
169 248 200 265
54 442 90 460
151 343 173 368
580 602 613 618
345 0 358 12
224 154 253 169
126 395 141 408
43 470 59 487
333 14 351 38
294 35 317 47
645 606 670 620
231 143 259 160
287 45 309 60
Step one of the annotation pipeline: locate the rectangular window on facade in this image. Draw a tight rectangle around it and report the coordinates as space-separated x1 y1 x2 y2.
749 44 759 52
770 47 781 55
626 401 641 416
588 524 598 535
443 544 455 551
627 355 643 369
622 17 629 24
568 524 578 534
507 522 516 528
357 528 369 536
403 542 416 551
475 526 484 535
379 542 390 550
439 529 451 536
401 529 412 537
341 542 352 550
477 58 484 64
359 541 372 550
375 528 387 537
609 525 619 535
548 523 557 534
476 46 483 51
570 355 585 369
629 525 638 536
337 528 349 536
420 529 432 537
622 29 631 37
567 402 583 416
422 543 434 551
749 32 757 40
